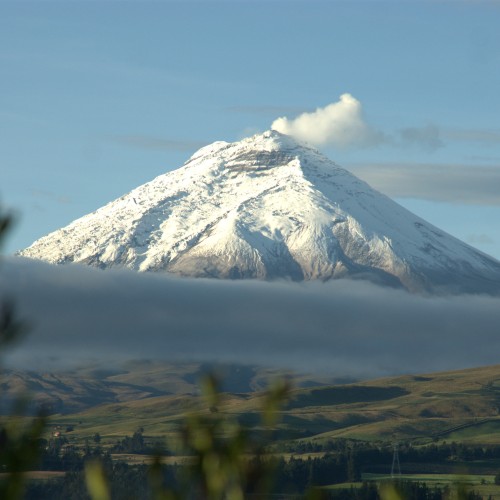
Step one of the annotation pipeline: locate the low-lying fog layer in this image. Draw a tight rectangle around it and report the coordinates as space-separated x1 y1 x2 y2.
2 257 500 379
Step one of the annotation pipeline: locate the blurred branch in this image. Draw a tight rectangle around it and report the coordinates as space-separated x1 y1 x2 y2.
0 211 12 249
0 301 27 353
0 210 27 356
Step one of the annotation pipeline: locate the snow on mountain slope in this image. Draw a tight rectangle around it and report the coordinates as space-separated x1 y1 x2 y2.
18 130 500 294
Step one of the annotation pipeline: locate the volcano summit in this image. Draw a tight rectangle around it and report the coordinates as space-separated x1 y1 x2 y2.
19 130 500 294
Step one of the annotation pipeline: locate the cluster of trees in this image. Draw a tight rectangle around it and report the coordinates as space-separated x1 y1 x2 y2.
265 453 359 494
326 480 482 500
279 438 500 471
24 451 168 500
36 437 83 472
110 429 169 456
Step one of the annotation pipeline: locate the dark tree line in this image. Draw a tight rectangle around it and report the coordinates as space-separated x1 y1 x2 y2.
278 438 500 470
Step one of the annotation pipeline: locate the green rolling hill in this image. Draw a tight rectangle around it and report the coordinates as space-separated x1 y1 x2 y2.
4 362 500 446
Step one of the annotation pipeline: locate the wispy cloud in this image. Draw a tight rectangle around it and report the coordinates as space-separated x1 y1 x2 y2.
30 189 71 205
1 48 251 93
393 125 500 152
226 105 307 116
464 155 500 163
3 258 500 378
348 162 500 205
0 110 49 128
444 128 500 144
467 234 495 245
399 124 444 152
107 135 206 153
271 94 385 149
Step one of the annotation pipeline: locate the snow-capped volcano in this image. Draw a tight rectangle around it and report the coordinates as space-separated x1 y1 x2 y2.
19 130 500 294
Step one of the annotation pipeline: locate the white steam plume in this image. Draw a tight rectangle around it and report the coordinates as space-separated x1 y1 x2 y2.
271 93 382 149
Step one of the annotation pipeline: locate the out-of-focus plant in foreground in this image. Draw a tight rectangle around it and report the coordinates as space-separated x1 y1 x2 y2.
0 210 48 500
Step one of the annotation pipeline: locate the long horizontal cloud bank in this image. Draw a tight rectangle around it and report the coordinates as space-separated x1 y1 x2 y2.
349 163 500 205
2 258 500 379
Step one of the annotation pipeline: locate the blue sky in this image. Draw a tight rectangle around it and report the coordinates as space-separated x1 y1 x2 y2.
2 0 500 259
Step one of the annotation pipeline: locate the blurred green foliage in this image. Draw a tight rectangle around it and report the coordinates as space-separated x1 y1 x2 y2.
132 373 289 499
0 209 48 499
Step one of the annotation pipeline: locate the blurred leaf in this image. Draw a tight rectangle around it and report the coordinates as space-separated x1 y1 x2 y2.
261 377 291 427
200 372 221 410
85 460 111 500
379 481 403 500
